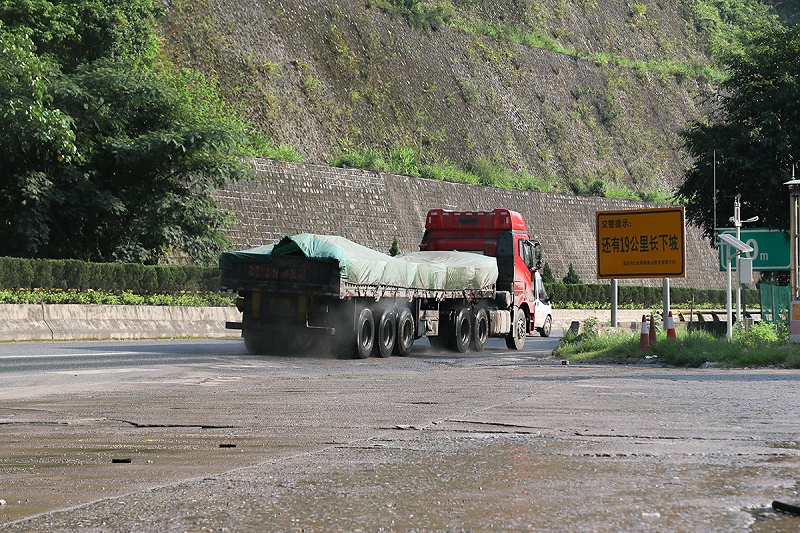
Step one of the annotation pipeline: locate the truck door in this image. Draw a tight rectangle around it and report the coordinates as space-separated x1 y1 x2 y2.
517 239 537 301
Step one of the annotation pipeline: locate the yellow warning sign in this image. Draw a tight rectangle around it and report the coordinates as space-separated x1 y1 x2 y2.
596 207 686 279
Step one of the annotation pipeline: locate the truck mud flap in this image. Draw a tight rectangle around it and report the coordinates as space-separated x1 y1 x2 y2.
226 321 243 330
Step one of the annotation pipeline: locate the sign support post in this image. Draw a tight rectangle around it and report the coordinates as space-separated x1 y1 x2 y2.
610 279 618 328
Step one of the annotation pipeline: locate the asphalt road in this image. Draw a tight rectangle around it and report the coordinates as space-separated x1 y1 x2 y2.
1 335 799 532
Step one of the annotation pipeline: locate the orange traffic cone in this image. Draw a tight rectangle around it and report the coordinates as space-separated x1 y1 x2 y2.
649 313 657 345
639 315 651 352
666 311 676 339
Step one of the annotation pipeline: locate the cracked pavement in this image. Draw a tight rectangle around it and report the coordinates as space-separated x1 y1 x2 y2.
0 338 799 531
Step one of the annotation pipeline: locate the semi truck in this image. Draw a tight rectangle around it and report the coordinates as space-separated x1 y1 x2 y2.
220 208 552 358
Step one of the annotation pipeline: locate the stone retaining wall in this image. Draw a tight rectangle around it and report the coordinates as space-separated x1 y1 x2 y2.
214 158 723 289
0 304 241 342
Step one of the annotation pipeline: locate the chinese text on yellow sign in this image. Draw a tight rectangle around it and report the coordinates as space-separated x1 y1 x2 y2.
596 207 685 279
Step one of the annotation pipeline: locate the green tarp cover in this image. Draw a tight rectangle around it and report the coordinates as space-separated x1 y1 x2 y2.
220 234 498 290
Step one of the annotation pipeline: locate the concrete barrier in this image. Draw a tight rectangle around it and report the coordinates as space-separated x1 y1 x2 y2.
0 304 242 341
0 305 727 342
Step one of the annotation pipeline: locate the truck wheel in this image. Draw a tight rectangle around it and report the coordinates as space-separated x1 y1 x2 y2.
538 315 552 338
505 307 527 350
471 308 489 352
451 307 472 353
355 307 375 359
394 308 415 357
375 309 397 358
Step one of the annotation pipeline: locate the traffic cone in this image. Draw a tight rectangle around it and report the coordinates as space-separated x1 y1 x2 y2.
666 311 676 339
639 315 651 352
649 313 657 345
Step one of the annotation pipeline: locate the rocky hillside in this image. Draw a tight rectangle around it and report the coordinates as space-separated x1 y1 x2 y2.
160 0 779 195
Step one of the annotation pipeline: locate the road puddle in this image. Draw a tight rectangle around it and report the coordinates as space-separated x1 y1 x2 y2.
213 435 800 532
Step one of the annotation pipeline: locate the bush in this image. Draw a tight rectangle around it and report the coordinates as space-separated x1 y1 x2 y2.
0 289 235 307
0 257 221 293
544 281 758 309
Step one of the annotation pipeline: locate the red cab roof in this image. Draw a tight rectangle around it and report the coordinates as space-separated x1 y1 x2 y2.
425 208 527 232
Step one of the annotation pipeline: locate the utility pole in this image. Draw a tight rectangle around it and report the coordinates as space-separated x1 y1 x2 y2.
730 195 758 322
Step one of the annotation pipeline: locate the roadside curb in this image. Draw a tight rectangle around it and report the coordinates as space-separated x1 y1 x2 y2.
0 305 699 343
0 304 241 342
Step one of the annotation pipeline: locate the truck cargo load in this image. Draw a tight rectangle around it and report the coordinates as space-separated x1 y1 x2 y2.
219 233 498 290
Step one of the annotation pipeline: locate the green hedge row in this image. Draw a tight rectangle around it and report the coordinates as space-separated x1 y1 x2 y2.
0 256 760 306
0 257 221 293
544 283 760 308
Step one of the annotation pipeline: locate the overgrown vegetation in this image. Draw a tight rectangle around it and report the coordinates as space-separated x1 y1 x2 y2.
544 282 758 310
0 1 290 265
0 289 233 307
681 0 783 58
331 146 671 200
455 17 721 82
555 320 800 368
367 0 453 31
677 21 800 241
0 256 220 292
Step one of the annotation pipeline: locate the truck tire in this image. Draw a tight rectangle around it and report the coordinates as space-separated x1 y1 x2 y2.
451 307 472 353
505 307 527 350
537 315 552 338
471 308 489 352
394 308 415 357
375 309 397 358
355 307 375 359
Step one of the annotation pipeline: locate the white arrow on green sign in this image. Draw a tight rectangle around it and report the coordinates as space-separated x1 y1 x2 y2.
717 228 790 271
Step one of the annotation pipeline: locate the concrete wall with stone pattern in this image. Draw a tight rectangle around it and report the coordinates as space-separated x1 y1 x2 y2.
213 158 723 289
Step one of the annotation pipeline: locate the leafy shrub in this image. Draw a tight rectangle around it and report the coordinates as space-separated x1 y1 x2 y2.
0 289 235 307
545 281 758 309
388 147 421 176
469 156 505 187
0 257 220 293
371 0 454 31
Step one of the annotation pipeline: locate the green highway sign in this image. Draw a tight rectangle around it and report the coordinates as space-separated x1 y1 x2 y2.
717 228 790 271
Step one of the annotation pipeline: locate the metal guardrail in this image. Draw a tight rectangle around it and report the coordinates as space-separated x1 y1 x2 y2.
675 310 761 323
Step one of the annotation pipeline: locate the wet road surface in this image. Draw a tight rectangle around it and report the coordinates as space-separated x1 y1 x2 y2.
0 336 798 531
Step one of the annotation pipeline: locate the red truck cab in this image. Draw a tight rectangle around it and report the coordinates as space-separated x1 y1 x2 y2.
419 208 552 337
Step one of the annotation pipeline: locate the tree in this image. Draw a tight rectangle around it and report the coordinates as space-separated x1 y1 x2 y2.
0 2 268 264
562 263 582 284
540 262 555 284
0 0 162 69
388 237 400 256
676 22 800 242
0 27 78 255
